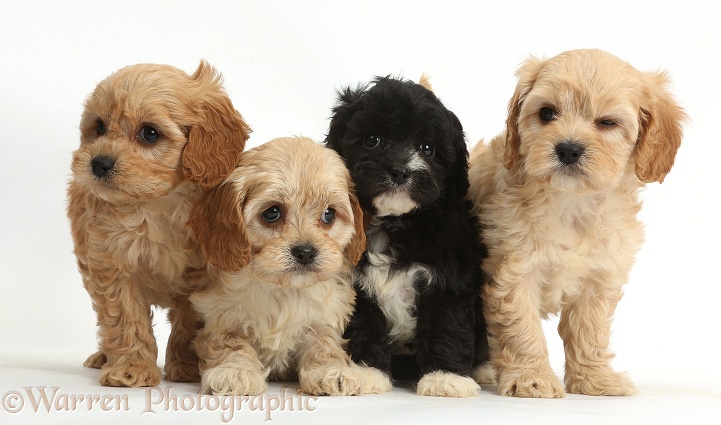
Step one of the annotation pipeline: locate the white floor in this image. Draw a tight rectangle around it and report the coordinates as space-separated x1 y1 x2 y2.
1 352 719 425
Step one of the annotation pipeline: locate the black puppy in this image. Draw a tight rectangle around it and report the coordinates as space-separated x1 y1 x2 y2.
325 76 492 397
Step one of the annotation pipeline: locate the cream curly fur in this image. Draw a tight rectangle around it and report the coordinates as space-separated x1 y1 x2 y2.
468 49 686 398
189 137 392 396
67 61 249 387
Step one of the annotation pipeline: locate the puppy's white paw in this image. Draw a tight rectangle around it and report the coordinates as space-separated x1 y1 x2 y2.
201 364 268 396
416 371 480 397
471 362 497 384
301 364 391 396
357 365 392 394
300 365 361 396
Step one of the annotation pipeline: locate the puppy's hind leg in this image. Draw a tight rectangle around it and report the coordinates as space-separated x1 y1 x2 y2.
344 289 394 376
559 275 637 396
164 296 201 382
83 350 107 369
471 296 496 384
471 363 497 385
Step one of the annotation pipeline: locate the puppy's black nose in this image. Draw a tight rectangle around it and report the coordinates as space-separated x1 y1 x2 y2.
555 142 585 165
389 167 411 184
91 155 116 177
291 244 318 265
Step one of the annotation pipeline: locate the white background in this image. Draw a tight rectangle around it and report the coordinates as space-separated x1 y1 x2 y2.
1 1 719 424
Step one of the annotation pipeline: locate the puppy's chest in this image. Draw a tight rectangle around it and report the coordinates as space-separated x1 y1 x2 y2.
213 276 353 373
87 188 203 279
552 197 640 255
501 193 643 313
358 222 433 352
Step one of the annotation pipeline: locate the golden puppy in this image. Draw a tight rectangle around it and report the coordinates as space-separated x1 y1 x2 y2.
189 137 392 396
468 49 686 398
67 61 250 387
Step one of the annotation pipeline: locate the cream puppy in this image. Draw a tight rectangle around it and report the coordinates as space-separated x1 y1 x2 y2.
468 49 686 398
189 137 392 396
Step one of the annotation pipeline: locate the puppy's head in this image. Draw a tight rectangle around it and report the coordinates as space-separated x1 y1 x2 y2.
503 49 686 192
325 77 468 217
189 137 365 287
71 61 250 203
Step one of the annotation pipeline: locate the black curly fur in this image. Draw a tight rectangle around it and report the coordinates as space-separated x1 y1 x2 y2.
325 76 490 382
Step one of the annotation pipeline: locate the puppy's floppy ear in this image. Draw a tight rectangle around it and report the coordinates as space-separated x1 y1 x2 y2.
635 71 687 183
504 56 545 169
189 178 250 272
346 187 366 266
183 60 251 188
324 85 366 154
444 109 471 199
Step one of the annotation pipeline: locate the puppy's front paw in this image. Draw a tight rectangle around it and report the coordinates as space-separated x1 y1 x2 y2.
300 365 371 396
201 364 268 396
165 360 200 383
99 361 161 387
357 366 392 394
565 369 637 396
497 367 565 398
83 350 107 369
416 371 480 397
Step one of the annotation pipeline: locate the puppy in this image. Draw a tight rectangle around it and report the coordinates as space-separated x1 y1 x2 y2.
67 61 250 387
326 77 491 397
188 137 392 396
468 49 686 397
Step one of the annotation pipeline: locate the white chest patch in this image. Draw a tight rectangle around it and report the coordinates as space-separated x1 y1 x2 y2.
372 192 419 216
358 221 433 353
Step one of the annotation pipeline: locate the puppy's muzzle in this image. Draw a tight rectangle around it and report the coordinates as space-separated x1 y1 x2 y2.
291 244 318 265
389 167 411 185
92 155 116 178
555 142 585 166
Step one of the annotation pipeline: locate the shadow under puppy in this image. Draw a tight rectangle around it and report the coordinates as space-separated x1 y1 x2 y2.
468 49 686 398
325 77 492 397
67 61 250 386
189 136 392 396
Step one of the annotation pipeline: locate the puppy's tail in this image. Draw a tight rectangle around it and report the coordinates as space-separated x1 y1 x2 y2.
419 73 433 92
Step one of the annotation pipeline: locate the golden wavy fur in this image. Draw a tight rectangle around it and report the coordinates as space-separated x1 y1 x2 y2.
468 49 686 397
188 137 391 396
67 61 250 387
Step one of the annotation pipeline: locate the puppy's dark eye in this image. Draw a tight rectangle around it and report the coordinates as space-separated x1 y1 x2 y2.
321 208 335 225
96 119 106 135
137 125 160 144
539 107 557 123
364 135 381 149
597 119 617 127
262 206 282 222
420 142 434 157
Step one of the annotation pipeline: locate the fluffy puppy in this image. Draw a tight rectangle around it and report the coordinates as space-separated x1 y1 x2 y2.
189 137 392 396
468 49 686 398
67 61 250 387
325 77 491 397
